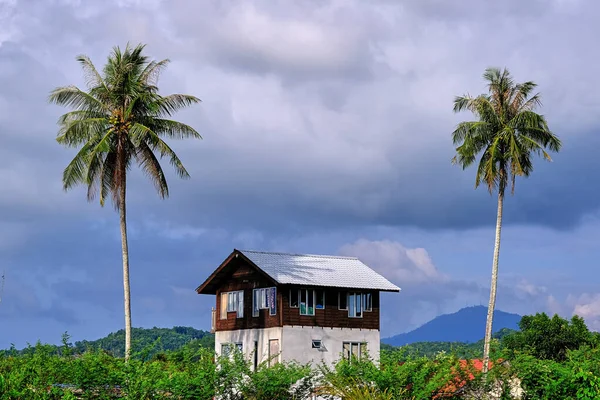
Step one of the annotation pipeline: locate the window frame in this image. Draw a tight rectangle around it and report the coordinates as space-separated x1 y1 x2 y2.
338 291 348 310
312 339 322 349
220 290 244 319
363 292 373 312
221 343 230 357
289 289 299 308
316 289 325 310
253 287 277 317
299 288 316 316
342 341 367 362
221 342 243 358
348 292 363 318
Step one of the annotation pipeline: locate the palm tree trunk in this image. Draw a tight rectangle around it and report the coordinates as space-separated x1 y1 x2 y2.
482 189 504 374
118 161 132 361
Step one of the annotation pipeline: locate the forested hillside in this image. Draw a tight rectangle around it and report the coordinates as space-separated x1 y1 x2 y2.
381 328 516 359
2 326 214 358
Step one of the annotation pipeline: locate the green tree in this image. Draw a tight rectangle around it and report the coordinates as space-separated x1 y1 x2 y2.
451 67 561 372
504 313 594 361
49 43 201 359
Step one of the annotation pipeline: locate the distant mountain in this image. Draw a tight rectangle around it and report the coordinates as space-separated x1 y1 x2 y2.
2 326 214 358
382 306 521 346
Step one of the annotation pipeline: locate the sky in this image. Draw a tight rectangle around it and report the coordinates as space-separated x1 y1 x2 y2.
1 0 600 348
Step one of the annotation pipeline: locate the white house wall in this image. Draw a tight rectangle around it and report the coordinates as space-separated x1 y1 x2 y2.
216 326 380 368
281 326 380 367
215 327 283 366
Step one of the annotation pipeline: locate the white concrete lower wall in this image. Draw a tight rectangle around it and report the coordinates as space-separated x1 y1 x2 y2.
215 327 283 367
216 326 380 369
281 326 380 367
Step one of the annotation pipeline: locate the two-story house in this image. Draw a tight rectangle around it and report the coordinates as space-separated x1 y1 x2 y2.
196 249 400 368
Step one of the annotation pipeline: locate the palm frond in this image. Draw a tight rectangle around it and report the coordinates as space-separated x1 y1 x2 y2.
518 93 542 113
483 135 503 191
56 118 108 147
99 151 117 208
148 118 202 140
472 96 500 126
62 143 94 191
49 86 105 112
85 149 105 204
135 142 169 198
140 59 170 86
518 135 553 161
453 94 475 114
155 94 201 117
130 123 191 179
76 55 108 91
58 110 107 125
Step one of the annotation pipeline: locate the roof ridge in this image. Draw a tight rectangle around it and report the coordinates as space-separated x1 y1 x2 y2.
238 249 359 260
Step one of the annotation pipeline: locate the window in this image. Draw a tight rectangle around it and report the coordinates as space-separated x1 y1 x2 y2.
316 289 325 310
300 289 315 315
290 288 325 315
289 289 299 308
221 343 230 357
364 293 373 312
220 293 227 319
221 342 243 357
343 342 367 361
220 290 244 319
338 291 347 310
340 292 372 317
312 339 322 349
253 287 277 317
348 292 362 318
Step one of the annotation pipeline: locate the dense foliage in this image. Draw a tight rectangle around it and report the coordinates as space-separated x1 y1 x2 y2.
4 342 600 399
2 319 600 399
74 327 215 358
0 340 475 400
503 313 597 361
1 327 214 359
3 325 517 361
384 328 515 360
3 315 600 399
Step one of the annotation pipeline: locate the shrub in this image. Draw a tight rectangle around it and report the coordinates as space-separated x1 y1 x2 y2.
3 336 600 400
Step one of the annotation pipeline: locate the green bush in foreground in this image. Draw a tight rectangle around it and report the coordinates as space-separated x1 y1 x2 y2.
3 337 600 399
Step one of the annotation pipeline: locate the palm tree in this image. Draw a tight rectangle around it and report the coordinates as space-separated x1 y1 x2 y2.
451 67 561 373
49 43 201 359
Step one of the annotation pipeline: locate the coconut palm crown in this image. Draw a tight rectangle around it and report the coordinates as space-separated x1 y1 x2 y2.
452 67 561 193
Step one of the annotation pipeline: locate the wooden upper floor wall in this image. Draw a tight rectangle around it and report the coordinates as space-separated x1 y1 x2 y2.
214 258 380 332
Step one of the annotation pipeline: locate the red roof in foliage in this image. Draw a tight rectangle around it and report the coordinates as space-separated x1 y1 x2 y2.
433 359 501 399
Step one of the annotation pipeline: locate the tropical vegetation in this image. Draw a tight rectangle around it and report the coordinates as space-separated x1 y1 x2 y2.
2 313 600 399
1 327 214 359
49 43 202 359
451 67 562 371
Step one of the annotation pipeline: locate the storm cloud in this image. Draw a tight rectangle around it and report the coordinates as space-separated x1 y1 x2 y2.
0 0 599 346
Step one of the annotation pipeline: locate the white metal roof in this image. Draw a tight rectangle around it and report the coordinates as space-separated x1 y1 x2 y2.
239 250 400 292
